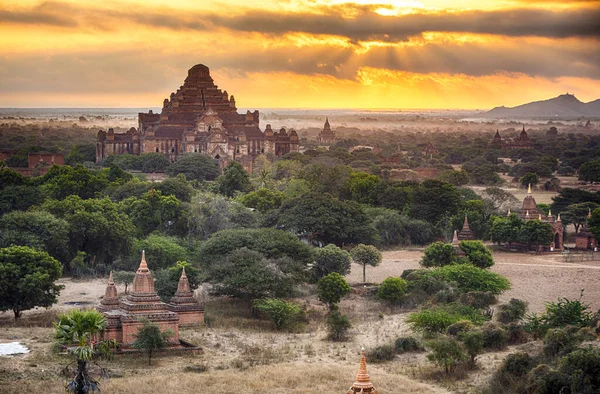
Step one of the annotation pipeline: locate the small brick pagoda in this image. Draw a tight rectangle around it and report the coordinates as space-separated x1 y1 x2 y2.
97 251 203 347
457 215 476 240
575 209 598 250
348 349 378 394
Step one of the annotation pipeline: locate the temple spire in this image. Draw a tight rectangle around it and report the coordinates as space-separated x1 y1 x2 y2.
526 210 530 219
452 229 460 246
176 266 191 294
557 213 562 221
139 250 148 271
527 183 532 194
588 208 592 219
348 348 378 394
507 208 511 217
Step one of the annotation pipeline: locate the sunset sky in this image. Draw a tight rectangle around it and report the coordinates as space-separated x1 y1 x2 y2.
0 0 599 109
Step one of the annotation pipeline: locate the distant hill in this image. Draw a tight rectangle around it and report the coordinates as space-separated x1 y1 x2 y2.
485 94 600 118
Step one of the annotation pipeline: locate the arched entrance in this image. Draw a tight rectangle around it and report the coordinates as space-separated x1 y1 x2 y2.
554 233 561 249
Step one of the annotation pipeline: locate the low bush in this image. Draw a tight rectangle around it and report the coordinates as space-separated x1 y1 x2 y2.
482 322 508 350
543 327 580 357
408 303 487 336
459 291 496 309
326 310 351 341
459 329 485 367
394 336 423 353
424 264 511 295
497 298 528 324
369 344 396 363
447 320 475 336
253 298 305 331
376 277 408 309
426 335 468 374
506 323 529 345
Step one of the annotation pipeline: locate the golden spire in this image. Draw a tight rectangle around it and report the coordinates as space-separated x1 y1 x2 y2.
548 209 552 218
527 183 532 194
557 213 561 221
348 348 378 394
526 210 530 218
507 208 511 216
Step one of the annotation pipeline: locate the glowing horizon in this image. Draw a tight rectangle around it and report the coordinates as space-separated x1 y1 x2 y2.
0 0 599 109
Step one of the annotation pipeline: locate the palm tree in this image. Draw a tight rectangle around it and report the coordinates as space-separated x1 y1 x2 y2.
55 310 112 394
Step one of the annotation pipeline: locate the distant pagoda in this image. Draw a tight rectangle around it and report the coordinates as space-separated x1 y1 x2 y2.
458 215 476 240
317 118 336 144
348 349 378 394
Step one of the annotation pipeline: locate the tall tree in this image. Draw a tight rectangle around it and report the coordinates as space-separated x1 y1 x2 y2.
350 244 382 283
217 161 252 197
0 245 63 320
561 202 600 233
578 160 600 183
409 180 462 224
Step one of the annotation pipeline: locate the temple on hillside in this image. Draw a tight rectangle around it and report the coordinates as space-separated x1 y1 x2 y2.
575 209 598 250
348 349 378 394
96 64 300 172
457 215 476 240
513 184 564 251
489 126 533 149
97 252 203 347
317 118 336 144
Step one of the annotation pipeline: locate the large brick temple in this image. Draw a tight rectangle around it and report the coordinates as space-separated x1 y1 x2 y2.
97 251 203 347
96 64 300 172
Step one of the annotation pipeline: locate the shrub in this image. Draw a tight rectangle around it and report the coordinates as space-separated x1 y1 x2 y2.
312 244 351 280
420 242 457 268
459 291 496 309
317 272 351 309
447 320 475 336
543 293 593 328
253 298 305 331
408 303 487 336
376 277 408 309
425 264 511 295
482 322 508 350
326 310 352 341
459 240 494 268
506 323 529 345
543 327 580 357
394 336 423 353
459 329 485 367
426 336 467 374
557 347 600 393
525 364 568 394
498 298 528 324
500 352 534 377
369 344 396 363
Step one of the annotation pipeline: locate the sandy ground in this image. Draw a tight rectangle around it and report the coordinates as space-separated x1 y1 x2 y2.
347 249 600 314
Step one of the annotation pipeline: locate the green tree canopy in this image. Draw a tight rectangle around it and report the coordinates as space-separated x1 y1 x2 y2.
127 235 189 271
520 173 539 188
578 160 600 183
409 180 462 224
420 242 457 268
561 202 600 233
41 196 135 266
120 189 186 236
350 243 382 283
0 184 46 215
273 192 375 246
0 245 63 320
425 264 510 295
217 161 252 197
489 213 523 248
236 188 285 213
41 164 110 199
0 210 71 265
377 277 408 309
518 220 554 251
165 153 220 181
345 171 382 204
317 272 351 309
312 243 351 280
459 240 494 269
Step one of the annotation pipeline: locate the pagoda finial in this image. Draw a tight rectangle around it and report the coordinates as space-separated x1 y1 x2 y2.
108 270 114 285
463 214 470 228
548 209 552 217
527 183 532 194
507 208 511 217
539 214 542 220
452 229 460 246
526 210 530 218
348 348 377 394
557 213 562 221
588 208 592 219
139 250 148 270
175 266 191 295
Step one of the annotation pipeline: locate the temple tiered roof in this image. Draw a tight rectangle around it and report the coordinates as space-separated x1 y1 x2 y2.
458 215 476 240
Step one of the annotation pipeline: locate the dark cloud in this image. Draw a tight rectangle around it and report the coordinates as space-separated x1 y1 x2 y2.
1 1 599 40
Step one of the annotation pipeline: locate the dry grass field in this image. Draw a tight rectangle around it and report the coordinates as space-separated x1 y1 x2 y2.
1 248 599 393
